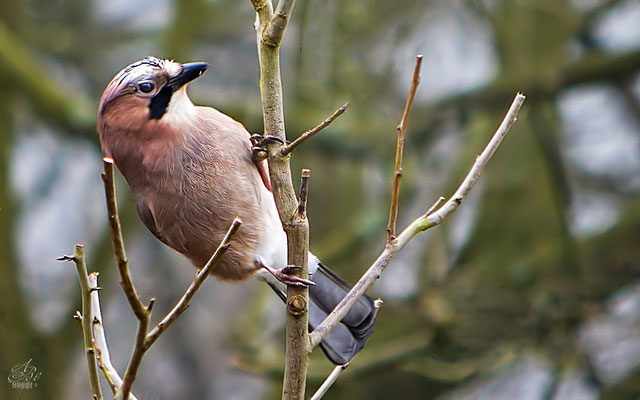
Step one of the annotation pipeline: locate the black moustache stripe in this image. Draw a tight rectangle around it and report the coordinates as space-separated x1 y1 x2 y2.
148 86 173 120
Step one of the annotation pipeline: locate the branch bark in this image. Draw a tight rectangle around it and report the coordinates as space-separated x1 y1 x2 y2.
58 246 103 400
309 364 349 400
387 55 423 241
145 218 242 347
101 158 147 321
87 273 139 400
111 218 241 400
250 1 311 399
281 103 348 156
310 93 526 348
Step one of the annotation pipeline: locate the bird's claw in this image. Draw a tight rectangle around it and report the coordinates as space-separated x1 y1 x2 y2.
255 257 315 287
251 135 287 162
252 146 268 161
273 266 315 287
250 134 285 148
250 134 264 146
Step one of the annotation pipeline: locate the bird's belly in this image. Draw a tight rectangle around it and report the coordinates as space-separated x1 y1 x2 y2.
146 178 287 280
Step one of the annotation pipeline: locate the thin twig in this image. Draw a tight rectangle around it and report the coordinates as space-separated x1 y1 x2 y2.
116 304 152 400
281 103 349 156
309 363 350 400
387 55 423 242
310 300 383 400
101 158 147 320
310 93 526 348
426 196 445 216
145 218 242 347
88 273 140 400
58 245 103 400
425 93 525 228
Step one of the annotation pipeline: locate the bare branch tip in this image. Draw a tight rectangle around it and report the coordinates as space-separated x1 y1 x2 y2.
147 298 156 312
283 103 349 155
374 298 384 309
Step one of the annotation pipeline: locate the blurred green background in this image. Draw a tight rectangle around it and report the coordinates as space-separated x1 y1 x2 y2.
2 0 640 399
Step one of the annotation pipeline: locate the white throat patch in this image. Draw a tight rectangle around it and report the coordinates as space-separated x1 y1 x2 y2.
163 87 197 126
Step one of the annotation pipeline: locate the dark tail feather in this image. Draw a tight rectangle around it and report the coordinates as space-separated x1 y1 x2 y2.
309 263 377 364
263 262 377 365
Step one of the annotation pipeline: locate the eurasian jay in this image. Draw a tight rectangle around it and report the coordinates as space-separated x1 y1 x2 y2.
97 57 376 365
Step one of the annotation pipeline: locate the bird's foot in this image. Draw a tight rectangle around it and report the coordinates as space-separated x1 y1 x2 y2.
250 134 285 147
251 134 285 149
251 135 286 161
252 146 268 161
254 257 315 287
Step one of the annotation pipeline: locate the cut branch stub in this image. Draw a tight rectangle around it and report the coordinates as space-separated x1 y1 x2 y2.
298 169 311 216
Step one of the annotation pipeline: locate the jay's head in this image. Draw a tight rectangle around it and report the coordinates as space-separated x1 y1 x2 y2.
98 57 208 136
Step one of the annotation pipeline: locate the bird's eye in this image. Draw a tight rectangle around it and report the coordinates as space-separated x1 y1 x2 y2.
138 82 155 93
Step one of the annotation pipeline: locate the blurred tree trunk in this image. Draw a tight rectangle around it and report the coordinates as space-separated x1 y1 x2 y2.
0 89 43 400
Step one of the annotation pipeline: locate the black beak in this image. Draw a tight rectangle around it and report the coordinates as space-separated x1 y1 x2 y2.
168 62 208 90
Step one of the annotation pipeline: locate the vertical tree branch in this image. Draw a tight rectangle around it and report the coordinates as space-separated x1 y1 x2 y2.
102 157 150 400
250 1 310 399
101 158 147 320
387 55 423 242
281 169 311 399
58 245 103 400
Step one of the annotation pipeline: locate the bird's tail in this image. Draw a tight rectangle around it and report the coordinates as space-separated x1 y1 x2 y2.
308 262 377 365
262 255 377 365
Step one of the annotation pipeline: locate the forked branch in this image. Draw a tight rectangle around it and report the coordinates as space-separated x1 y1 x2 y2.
102 158 243 400
310 93 526 348
57 245 103 400
145 218 242 347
